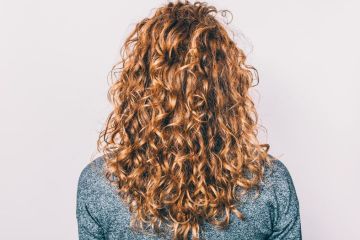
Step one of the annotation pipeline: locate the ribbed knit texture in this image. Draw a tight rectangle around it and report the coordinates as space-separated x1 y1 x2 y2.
76 155 302 239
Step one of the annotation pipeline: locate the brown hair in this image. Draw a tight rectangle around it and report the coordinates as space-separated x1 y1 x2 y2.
97 1 274 239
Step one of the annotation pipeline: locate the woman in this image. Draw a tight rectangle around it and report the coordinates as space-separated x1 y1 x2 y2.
76 1 302 239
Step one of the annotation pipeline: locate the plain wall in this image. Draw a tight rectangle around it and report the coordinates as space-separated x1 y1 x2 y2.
1 0 359 239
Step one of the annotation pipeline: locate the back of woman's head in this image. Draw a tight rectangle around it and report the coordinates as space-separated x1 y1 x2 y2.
97 0 273 239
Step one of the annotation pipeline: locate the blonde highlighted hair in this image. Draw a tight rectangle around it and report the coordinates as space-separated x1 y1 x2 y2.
97 1 274 239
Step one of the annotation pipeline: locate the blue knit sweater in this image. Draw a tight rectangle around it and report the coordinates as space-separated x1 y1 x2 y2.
76 155 302 239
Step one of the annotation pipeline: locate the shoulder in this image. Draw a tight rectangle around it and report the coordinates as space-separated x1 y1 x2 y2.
79 155 106 177
240 156 299 205
259 156 300 210
262 156 296 189
76 156 113 238
260 156 302 238
76 155 115 219
76 155 110 201
76 155 135 236
242 156 301 215
261 156 301 220
77 155 106 186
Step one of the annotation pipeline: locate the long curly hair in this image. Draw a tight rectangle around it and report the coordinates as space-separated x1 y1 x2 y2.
97 1 275 239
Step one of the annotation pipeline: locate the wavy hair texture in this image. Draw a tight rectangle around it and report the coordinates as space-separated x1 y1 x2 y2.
97 1 275 239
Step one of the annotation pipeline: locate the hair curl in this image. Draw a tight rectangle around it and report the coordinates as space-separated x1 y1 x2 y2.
97 1 275 239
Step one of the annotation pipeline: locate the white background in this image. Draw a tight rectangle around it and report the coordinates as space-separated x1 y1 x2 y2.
1 0 359 239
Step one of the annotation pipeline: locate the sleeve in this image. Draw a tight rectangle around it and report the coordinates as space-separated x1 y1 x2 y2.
267 160 302 240
76 163 105 240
